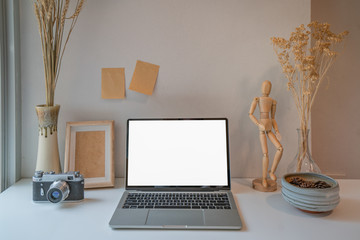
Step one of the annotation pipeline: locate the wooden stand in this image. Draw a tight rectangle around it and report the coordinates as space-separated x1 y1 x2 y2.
252 178 277 192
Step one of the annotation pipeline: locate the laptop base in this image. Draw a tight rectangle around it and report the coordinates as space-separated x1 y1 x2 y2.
109 191 242 230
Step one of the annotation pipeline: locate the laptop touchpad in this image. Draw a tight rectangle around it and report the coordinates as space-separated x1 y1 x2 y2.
146 210 204 226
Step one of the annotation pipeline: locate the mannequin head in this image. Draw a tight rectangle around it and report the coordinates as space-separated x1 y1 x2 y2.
261 80 272 96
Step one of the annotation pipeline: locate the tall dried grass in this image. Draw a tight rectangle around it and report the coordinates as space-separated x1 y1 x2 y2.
271 22 348 171
34 0 85 106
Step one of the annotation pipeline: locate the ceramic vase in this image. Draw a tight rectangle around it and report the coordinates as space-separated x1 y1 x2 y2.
35 104 62 173
287 128 321 173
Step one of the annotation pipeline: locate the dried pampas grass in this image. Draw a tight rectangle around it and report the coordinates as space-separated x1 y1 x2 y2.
34 0 85 106
271 21 348 171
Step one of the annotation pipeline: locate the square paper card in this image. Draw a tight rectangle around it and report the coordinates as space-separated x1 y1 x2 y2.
129 60 160 95
101 68 125 99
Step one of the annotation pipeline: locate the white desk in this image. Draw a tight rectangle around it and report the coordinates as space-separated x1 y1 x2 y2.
0 178 359 240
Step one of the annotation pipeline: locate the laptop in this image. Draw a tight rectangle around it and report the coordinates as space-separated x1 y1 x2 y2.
109 118 242 230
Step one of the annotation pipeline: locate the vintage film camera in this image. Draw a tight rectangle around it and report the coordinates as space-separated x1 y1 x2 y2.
33 171 84 203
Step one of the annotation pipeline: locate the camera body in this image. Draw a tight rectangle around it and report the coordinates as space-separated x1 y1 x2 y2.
33 171 84 203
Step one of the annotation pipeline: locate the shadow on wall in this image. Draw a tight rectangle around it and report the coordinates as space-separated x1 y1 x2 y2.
230 75 260 178
230 66 292 178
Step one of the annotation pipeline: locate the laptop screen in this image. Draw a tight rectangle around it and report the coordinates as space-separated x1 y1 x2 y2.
126 119 230 190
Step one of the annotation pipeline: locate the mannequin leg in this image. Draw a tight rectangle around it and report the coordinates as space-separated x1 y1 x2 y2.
267 131 283 181
259 131 269 187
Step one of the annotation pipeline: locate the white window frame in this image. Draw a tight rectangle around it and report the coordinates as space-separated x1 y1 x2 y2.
0 0 4 192
0 0 21 192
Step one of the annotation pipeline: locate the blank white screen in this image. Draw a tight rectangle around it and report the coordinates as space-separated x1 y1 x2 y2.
127 120 229 186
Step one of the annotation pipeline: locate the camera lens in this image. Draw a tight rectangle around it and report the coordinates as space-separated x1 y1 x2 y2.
47 181 70 203
51 191 60 199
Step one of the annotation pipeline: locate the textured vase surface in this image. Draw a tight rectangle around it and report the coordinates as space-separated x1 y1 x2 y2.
35 104 62 173
287 129 321 173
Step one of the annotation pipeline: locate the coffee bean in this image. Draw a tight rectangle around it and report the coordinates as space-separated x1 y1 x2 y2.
288 177 331 189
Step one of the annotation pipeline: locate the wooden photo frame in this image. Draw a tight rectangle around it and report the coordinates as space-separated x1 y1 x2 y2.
64 120 115 188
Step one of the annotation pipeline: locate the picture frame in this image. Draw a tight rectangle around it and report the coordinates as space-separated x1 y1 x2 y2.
64 120 115 188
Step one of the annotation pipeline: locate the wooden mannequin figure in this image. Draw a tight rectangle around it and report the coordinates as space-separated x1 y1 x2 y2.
249 80 283 192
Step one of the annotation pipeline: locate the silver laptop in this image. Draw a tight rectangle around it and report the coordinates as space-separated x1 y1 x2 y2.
109 118 242 230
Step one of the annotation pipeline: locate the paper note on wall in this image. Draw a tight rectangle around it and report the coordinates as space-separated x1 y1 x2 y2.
129 60 160 95
101 68 125 99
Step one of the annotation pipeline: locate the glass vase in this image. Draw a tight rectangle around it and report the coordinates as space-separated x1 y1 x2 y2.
287 128 321 173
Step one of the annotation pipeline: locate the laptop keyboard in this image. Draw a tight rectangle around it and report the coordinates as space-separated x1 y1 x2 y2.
122 192 231 209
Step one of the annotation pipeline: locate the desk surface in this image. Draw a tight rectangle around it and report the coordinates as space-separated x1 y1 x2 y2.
0 178 359 240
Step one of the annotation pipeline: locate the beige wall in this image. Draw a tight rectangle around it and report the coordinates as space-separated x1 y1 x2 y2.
311 0 360 178
20 0 311 178
21 0 360 179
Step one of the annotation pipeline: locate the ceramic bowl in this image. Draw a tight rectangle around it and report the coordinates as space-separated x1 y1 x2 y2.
281 172 340 213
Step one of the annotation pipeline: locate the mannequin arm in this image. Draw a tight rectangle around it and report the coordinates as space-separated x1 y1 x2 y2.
271 100 282 140
249 97 265 131
272 119 279 133
271 100 279 133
